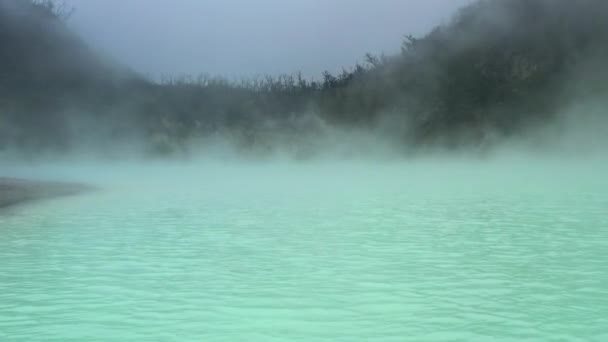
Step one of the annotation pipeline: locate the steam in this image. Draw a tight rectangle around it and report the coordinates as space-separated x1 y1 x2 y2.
1 0 608 166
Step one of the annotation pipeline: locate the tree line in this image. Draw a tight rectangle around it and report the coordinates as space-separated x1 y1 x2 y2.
1 0 607 157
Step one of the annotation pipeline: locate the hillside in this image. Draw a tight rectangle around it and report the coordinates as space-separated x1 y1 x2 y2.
0 0 143 152
1 0 607 157
317 0 608 146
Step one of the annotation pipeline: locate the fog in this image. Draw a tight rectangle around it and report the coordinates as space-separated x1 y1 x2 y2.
4 3 608 341
67 0 474 77
2 0 608 187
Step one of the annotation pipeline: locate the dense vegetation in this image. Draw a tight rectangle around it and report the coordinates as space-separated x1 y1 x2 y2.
1 0 607 157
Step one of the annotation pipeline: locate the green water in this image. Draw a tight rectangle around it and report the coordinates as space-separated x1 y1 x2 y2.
1 162 608 341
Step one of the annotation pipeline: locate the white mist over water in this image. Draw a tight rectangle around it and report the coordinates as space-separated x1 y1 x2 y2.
1 97 608 342
3 0 608 338
1 155 608 340
3 99 608 340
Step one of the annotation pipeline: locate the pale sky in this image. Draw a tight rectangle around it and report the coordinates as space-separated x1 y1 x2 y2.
67 0 473 78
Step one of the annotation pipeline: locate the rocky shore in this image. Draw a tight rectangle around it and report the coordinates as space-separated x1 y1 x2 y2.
0 178 90 208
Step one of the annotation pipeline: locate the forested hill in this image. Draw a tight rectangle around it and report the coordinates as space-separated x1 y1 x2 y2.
328 0 608 146
0 0 146 104
1 0 608 157
0 0 146 151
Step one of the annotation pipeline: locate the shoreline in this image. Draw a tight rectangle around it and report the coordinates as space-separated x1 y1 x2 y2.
0 178 91 209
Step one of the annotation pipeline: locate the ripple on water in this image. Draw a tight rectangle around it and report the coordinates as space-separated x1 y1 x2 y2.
1 181 608 341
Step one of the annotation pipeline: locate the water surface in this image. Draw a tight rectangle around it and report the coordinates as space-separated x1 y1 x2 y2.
1 162 608 341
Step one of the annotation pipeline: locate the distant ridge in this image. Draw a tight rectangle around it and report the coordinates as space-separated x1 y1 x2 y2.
1 0 607 157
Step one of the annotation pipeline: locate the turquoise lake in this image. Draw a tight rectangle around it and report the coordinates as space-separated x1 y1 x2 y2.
1 161 608 341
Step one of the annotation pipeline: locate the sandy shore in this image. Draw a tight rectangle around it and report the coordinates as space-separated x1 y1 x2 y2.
0 178 91 208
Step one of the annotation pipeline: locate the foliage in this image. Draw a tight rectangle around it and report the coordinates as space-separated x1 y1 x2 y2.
1 0 608 156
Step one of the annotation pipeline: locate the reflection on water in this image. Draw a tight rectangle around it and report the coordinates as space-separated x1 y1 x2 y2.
1 164 608 340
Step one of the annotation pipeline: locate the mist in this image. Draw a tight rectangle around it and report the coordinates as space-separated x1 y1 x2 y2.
4 2 608 339
67 0 474 78
1 0 608 170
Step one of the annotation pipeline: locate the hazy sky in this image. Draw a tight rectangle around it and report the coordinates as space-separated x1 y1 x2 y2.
67 0 473 78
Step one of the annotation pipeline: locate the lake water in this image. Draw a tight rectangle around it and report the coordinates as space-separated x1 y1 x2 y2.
1 161 608 341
